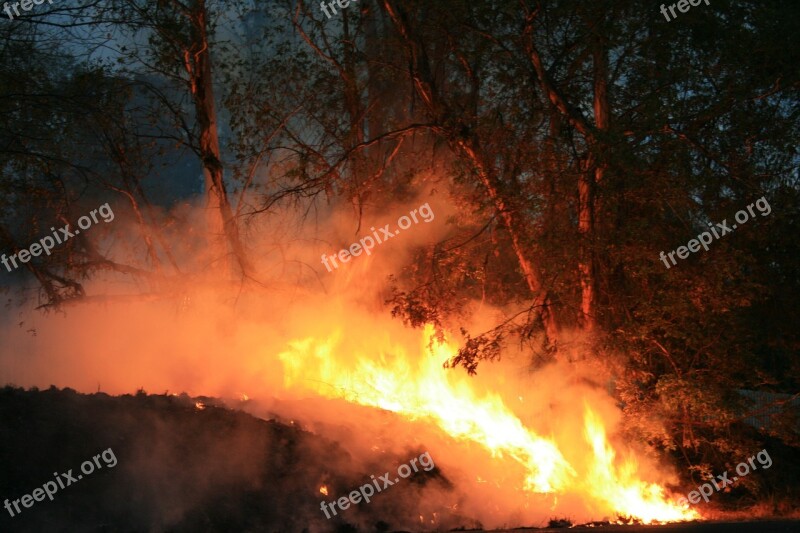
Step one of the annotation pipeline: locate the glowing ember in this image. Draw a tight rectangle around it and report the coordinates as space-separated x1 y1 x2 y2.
319 485 329 496
279 324 698 523
194 401 205 410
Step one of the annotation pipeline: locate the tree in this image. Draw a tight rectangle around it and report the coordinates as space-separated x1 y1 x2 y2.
107 0 252 277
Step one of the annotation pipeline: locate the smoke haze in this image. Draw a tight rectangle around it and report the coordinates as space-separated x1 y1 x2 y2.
0 188 682 529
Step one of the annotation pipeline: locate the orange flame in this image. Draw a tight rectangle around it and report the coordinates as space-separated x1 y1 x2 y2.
279 324 698 523
581 406 699 523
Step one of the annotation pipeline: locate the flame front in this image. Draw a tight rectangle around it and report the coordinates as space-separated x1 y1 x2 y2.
279 324 698 524
581 406 699 523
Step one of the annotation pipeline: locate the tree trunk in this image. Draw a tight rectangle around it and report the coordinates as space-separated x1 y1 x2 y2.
381 0 560 351
383 0 559 353
456 140 560 348
183 0 251 278
578 36 610 333
525 14 609 335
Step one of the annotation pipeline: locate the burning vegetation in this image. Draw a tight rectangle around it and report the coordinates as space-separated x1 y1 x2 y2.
1 0 799 531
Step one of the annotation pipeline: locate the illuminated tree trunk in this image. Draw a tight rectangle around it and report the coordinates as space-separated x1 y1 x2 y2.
381 0 561 352
577 43 609 333
457 141 560 348
182 0 251 277
525 17 610 335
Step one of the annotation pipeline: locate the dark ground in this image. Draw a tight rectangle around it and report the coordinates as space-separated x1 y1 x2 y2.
0 386 447 532
0 386 796 532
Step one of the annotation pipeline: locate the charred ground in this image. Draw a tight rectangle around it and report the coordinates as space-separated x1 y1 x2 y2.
0 386 453 533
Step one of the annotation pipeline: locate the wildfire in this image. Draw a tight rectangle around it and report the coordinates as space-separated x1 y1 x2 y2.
279 324 698 524
581 406 700 524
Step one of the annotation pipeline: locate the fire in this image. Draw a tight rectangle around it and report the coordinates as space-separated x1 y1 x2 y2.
319 485 329 496
279 324 698 524
581 406 700 524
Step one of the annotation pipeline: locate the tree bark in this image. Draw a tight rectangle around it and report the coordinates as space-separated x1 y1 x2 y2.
182 0 251 278
381 0 560 351
577 42 609 333
457 140 560 347
524 13 609 334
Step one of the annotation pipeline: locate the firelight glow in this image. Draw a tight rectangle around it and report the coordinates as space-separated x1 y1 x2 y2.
279 324 699 524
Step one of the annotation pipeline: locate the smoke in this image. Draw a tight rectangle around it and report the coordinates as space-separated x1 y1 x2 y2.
0 186 681 529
